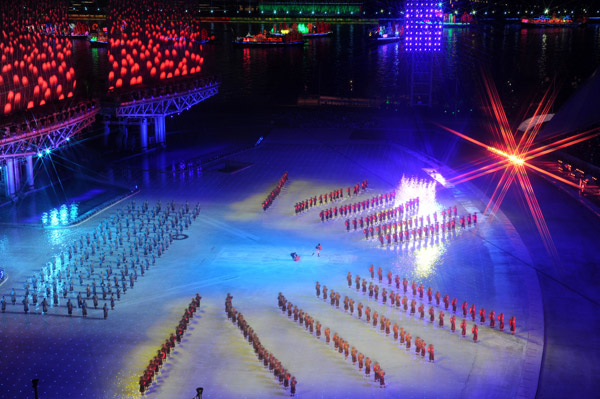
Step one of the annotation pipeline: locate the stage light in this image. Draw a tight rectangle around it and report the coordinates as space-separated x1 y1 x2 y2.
437 73 600 262
404 1 443 52
487 147 524 165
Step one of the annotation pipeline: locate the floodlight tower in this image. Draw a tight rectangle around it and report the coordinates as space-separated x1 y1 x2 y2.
405 1 443 107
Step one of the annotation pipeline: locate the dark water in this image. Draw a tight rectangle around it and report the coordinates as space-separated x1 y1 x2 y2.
72 23 600 113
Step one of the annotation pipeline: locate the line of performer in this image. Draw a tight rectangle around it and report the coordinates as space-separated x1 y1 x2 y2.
139 294 202 394
278 293 386 387
227 293 298 395
294 180 368 214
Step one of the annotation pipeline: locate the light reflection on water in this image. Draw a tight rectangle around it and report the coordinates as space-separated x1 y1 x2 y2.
395 176 444 278
47 229 71 247
413 243 447 278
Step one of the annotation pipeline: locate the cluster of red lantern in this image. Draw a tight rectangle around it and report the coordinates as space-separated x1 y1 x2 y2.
106 0 208 90
1 0 75 115
0 0 72 36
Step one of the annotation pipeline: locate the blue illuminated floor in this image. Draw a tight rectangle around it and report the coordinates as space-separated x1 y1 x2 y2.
0 129 598 399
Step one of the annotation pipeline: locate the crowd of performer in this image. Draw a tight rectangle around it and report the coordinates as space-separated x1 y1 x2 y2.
294 180 368 214
319 192 409 222
139 294 202 394
227 294 298 395
352 268 517 338
278 293 386 387
315 282 435 362
262 172 289 211
354 207 479 247
339 197 419 228
1 200 200 319
320 191 398 222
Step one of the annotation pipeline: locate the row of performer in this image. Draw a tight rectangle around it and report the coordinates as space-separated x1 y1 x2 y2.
360 268 516 334
319 191 400 221
320 286 436 359
1 290 111 318
262 172 288 211
360 215 476 245
344 205 461 232
139 294 202 394
319 191 419 224
278 293 387 387
226 294 298 395
294 180 368 214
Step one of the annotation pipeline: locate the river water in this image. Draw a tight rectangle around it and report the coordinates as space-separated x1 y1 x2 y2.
73 22 600 114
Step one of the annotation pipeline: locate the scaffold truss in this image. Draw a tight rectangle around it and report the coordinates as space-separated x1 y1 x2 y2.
109 80 219 119
0 103 98 159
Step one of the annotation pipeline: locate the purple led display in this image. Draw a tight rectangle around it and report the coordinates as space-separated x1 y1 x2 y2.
404 1 443 52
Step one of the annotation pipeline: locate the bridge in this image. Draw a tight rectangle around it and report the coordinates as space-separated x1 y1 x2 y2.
100 77 220 151
0 101 98 199
1 76 219 200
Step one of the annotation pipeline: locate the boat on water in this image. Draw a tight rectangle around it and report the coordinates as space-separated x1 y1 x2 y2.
88 31 108 46
233 31 305 47
69 22 89 38
270 22 332 38
521 14 582 27
368 23 403 45
443 12 476 27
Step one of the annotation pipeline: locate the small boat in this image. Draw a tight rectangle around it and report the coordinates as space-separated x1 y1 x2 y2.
304 31 333 38
443 12 475 27
270 23 332 39
521 14 581 27
368 24 403 45
88 31 108 46
233 32 305 47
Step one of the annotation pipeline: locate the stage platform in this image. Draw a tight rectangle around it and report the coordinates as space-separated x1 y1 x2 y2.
0 127 598 399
